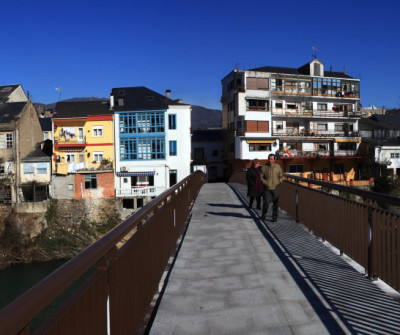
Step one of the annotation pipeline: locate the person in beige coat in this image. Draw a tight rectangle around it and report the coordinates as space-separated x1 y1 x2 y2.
259 154 283 221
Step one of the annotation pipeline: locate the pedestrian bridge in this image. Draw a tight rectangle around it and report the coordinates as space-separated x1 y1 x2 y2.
1 172 400 334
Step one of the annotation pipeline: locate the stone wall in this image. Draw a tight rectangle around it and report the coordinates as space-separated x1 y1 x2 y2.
53 197 122 226
0 205 12 236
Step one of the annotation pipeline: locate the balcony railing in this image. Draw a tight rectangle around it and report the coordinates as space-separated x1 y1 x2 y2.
277 149 358 158
272 129 359 137
116 186 166 197
271 108 362 118
54 136 87 146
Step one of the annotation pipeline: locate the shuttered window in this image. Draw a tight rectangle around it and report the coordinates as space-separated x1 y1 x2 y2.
246 78 269 90
246 121 269 133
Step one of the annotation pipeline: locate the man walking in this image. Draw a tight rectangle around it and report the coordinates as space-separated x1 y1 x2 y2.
260 154 283 222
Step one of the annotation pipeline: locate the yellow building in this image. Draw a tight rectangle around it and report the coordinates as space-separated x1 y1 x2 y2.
52 101 115 199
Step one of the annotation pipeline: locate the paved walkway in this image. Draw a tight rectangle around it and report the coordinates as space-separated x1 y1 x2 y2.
149 183 400 335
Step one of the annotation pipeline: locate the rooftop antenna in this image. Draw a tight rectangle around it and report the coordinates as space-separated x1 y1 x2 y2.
55 87 62 101
312 46 318 59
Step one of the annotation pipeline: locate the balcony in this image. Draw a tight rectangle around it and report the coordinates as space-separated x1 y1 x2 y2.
54 136 87 147
116 186 166 197
271 108 362 118
272 129 359 137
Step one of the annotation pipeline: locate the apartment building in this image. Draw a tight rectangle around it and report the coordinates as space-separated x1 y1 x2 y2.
52 101 115 199
221 58 364 182
111 87 191 209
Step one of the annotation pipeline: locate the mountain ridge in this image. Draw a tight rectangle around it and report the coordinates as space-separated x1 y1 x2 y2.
35 98 222 129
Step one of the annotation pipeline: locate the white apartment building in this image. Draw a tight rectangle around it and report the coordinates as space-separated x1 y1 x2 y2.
111 87 191 207
221 59 364 182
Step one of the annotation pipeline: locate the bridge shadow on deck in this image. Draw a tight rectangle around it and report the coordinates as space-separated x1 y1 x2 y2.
230 182 400 335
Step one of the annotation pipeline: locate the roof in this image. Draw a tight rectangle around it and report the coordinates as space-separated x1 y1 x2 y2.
250 62 354 79
111 86 189 111
0 101 27 124
0 84 20 103
358 118 398 131
54 101 111 118
21 144 51 162
192 128 222 142
371 114 400 129
39 118 52 131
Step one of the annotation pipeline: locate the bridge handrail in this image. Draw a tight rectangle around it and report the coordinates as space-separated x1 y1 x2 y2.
283 173 400 206
0 171 207 335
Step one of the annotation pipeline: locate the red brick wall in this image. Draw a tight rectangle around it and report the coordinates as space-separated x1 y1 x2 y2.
74 172 115 199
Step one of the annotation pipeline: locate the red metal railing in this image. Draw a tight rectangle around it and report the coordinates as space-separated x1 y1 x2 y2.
0 171 207 335
279 174 400 292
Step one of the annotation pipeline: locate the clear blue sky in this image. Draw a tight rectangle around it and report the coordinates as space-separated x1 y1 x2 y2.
1 0 400 109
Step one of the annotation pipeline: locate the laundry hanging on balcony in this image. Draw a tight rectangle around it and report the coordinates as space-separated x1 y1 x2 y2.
62 127 76 140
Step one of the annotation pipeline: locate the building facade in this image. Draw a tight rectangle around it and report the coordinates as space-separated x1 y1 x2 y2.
221 59 364 182
0 84 43 204
111 87 191 208
52 101 115 199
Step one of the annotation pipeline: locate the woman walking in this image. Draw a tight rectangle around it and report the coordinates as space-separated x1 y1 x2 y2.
246 159 262 209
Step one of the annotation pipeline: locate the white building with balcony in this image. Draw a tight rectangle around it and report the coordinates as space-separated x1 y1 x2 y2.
221 59 364 182
111 87 191 208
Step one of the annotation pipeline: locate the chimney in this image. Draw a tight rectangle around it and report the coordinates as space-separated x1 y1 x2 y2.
165 90 171 99
343 66 346 74
110 95 114 109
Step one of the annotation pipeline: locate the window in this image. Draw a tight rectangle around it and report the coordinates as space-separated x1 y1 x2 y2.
249 143 271 151
92 126 103 137
36 163 47 174
338 143 356 151
317 104 327 111
246 121 269 133
318 144 328 151
0 165 4 174
169 141 177 156
120 137 165 160
289 164 304 173
169 114 177 129
391 153 400 158
317 124 327 131
246 77 269 90
85 174 97 189
0 133 13 149
93 152 104 162
119 111 165 134
275 102 283 108
275 122 283 130
118 99 124 106
66 153 75 163
6 133 13 148
68 184 74 191
335 124 344 131
23 163 34 174
247 99 268 111
314 63 321 76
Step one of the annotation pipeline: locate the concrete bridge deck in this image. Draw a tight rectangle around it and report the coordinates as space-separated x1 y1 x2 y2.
149 183 400 335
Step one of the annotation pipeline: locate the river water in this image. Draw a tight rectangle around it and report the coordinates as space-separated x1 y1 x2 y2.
0 259 67 310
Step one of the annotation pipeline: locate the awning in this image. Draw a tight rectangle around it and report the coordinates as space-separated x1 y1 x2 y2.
246 140 275 144
116 171 155 177
335 139 361 143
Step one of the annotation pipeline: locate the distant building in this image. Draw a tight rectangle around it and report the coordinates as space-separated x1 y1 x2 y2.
221 59 365 183
111 87 191 209
0 84 44 204
52 101 115 199
359 115 400 179
191 128 227 182
39 118 53 141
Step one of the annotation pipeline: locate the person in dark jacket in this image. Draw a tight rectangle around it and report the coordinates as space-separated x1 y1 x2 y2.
246 159 262 209
259 154 283 221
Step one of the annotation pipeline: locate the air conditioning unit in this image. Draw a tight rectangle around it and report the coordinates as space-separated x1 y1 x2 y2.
121 166 127 172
